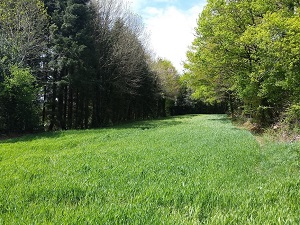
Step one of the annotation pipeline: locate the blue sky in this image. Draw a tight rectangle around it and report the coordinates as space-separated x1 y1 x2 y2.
128 0 207 73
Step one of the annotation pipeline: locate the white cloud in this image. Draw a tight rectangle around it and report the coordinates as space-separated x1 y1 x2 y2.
129 0 177 9
127 0 206 73
143 4 205 73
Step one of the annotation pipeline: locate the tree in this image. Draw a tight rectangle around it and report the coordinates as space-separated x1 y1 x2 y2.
184 0 300 126
91 0 162 124
183 0 245 116
0 66 39 132
0 0 48 71
45 0 95 130
0 0 48 133
0 0 168 133
151 58 180 116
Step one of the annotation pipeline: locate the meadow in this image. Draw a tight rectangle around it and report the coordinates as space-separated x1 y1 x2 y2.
0 114 299 224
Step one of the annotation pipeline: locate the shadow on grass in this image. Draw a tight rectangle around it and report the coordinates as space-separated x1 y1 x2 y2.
0 131 65 144
112 116 187 130
207 114 231 124
1 115 198 143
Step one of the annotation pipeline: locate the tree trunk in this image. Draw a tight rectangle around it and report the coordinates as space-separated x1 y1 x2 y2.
57 84 65 130
84 97 89 129
228 92 234 118
67 86 73 129
48 73 57 131
64 86 68 127
42 85 47 126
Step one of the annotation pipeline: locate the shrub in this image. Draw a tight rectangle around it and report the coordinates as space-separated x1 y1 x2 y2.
0 66 39 132
283 104 300 132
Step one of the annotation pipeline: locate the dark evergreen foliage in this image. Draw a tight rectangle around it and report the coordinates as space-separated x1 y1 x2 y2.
0 0 166 133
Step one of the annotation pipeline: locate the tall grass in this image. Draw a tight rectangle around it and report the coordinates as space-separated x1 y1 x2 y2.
0 115 299 224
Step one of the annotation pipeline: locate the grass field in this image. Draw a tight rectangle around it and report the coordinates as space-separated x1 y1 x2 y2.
0 114 299 224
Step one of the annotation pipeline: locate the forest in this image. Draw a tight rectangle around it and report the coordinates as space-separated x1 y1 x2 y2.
183 0 300 132
0 0 195 133
1 0 300 135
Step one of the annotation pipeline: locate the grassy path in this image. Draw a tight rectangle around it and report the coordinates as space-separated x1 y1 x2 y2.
0 115 299 224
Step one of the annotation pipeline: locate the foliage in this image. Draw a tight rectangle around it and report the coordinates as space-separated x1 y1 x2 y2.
284 104 300 131
0 0 48 69
1 115 299 223
0 0 47 133
0 0 166 132
152 58 180 100
41 0 163 130
172 84 227 115
0 66 39 132
183 0 300 126
150 58 181 116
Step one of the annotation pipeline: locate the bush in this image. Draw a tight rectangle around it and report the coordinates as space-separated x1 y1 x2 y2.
0 66 39 132
283 103 300 133
283 104 300 132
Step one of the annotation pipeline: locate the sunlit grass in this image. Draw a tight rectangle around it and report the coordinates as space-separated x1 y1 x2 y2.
0 115 299 224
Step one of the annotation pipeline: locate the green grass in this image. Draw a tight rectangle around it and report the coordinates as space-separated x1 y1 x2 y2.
0 114 299 224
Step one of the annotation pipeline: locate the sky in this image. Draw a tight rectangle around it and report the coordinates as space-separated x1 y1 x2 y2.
128 0 207 73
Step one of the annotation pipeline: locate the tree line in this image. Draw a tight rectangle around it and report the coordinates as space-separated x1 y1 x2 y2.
183 0 300 130
0 0 188 133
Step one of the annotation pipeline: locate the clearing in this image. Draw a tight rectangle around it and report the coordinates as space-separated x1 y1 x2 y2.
0 115 299 224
